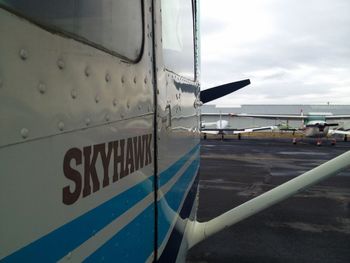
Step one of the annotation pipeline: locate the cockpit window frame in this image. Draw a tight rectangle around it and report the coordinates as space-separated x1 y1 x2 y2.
0 1 145 63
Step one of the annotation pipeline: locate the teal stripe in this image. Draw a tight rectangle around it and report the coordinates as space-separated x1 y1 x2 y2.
158 159 200 244
1 144 199 262
1 177 153 263
159 145 199 187
85 159 200 262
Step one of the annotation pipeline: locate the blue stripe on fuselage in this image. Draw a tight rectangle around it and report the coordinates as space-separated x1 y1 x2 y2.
158 172 199 262
1 177 153 263
157 160 199 245
1 144 199 262
85 159 200 262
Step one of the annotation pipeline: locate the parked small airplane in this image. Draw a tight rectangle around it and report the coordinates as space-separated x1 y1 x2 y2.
201 114 275 140
230 112 350 145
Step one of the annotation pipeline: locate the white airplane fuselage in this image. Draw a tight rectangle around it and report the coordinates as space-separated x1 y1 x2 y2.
303 120 330 138
0 1 201 262
2 2 350 262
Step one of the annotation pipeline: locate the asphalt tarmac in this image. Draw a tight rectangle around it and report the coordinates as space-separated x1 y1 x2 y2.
187 137 350 263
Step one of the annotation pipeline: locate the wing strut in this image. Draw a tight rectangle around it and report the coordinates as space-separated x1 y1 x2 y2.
188 150 350 248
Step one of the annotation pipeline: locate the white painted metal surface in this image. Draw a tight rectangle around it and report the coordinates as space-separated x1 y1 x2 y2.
0 2 156 261
154 0 200 261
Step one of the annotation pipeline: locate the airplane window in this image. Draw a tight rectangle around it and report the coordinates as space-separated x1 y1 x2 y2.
0 0 143 61
161 0 195 80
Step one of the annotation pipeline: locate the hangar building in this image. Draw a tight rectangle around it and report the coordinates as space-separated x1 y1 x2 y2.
201 104 350 130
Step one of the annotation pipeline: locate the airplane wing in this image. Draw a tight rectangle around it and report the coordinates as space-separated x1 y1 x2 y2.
230 113 306 120
325 115 350 120
200 129 221 135
232 126 277 134
201 126 277 134
328 129 350 136
201 122 219 127
201 128 236 133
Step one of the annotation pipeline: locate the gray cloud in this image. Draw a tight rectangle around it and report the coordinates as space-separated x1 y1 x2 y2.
201 0 350 105
201 16 228 36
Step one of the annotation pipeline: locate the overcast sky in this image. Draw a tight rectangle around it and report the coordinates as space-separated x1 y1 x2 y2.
200 0 350 106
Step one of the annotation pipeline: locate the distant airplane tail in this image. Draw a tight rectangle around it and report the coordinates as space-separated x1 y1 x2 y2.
300 109 305 127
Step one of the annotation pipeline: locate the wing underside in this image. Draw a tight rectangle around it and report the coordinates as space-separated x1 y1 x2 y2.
201 126 276 134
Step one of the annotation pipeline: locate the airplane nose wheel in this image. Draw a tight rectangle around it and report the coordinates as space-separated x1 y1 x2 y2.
317 139 322 146
331 139 336 146
292 138 297 144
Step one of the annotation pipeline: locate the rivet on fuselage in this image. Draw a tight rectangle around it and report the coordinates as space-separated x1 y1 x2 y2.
95 95 100 103
85 66 91 77
105 73 111 83
37 83 46 94
113 98 118 107
120 113 125 119
144 77 148 84
71 89 77 99
19 49 28 60
20 128 29 139
105 114 110 122
57 59 65 70
85 118 91 126
58 121 65 131
121 76 125 84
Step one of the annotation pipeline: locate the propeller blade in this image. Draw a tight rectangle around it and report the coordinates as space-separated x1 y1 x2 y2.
200 79 250 104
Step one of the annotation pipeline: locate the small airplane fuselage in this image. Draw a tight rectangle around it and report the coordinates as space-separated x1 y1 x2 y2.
304 126 329 138
304 120 329 138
